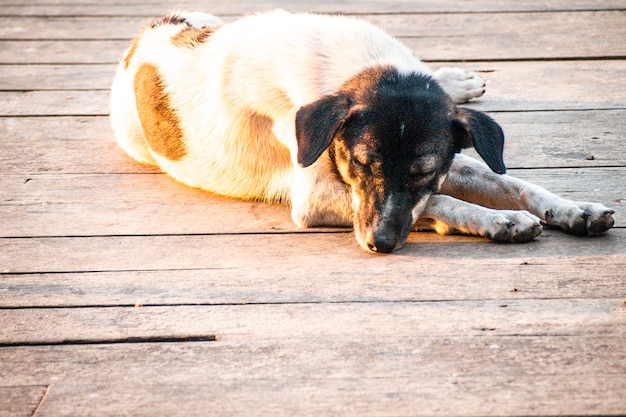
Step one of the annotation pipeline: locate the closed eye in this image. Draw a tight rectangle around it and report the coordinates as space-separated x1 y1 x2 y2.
415 170 437 184
411 156 439 176
352 158 372 174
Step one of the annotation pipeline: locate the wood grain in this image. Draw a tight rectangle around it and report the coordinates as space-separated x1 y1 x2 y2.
1 166 622 237
2 61 625 115
0 331 624 415
4 0 625 16
0 385 48 417
2 299 625 344
4 12 626 53
2 11 626 63
1 1 624 416
1 229 624 274
2 254 625 307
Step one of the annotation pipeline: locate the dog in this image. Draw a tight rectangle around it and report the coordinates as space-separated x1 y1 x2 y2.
110 10 615 253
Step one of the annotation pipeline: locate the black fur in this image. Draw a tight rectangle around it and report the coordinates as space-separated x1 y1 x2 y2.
454 108 506 174
295 94 351 168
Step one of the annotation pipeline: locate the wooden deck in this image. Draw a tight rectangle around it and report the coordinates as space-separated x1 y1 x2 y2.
1 1 625 415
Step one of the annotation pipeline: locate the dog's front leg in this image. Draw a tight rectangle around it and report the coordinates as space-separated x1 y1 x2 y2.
272 115 353 228
440 154 615 236
434 67 486 104
416 194 543 242
289 155 354 228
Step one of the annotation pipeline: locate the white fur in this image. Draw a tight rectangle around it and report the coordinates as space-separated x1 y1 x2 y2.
111 11 438 202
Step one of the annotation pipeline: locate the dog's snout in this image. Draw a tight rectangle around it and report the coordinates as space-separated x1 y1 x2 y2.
366 233 397 253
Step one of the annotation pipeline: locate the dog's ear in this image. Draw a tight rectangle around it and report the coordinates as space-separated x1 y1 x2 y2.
295 94 351 168
454 108 506 174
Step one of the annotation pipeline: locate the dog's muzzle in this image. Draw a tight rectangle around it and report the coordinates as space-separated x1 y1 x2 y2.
356 193 416 253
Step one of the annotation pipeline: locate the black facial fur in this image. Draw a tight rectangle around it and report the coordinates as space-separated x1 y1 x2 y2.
296 66 506 252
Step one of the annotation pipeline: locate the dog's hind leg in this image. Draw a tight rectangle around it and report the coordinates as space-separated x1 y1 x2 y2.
440 154 615 236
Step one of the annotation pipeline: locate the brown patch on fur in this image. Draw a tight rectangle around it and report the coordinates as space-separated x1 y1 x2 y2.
133 63 187 161
225 111 292 203
123 36 140 69
171 26 216 48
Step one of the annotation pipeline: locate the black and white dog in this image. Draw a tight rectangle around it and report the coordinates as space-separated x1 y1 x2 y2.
110 10 614 252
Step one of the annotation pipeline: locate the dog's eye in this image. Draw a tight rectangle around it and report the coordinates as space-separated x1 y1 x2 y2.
411 156 439 176
416 171 437 183
352 158 371 174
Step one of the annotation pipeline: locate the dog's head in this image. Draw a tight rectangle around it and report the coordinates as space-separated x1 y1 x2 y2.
295 67 505 253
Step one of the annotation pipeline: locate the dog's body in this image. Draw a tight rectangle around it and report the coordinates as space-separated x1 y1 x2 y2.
110 10 614 252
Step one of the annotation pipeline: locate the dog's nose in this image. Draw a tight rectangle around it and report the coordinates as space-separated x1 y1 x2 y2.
367 234 397 253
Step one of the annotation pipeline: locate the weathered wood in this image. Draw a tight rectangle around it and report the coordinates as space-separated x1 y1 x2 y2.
0 116 151 175
1 167 622 237
0 333 623 415
1 299 624 344
0 385 47 417
1 229 623 274
2 61 625 115
0 64 116 91
3 11 626 62
1 1 624 416
2 11 626 64
9 372 626 417
0 90 109 116
468 60 626 112
5 61 626 111
0 40 127 64
2 254 625 307
470 109 626 168
4 0 625 16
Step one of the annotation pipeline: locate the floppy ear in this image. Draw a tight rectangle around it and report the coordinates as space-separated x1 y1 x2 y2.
454 108 506 174
295 94 351 168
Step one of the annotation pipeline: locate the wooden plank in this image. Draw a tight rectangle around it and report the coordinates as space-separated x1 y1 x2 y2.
9 371 626 417
0 40 127 64
3 0 625 16
0 2 623 417
1 111 623 176
0 385 47 417
4 62 626 113
0 90 109 116
1 167 622 237
478 109 626 168
511 167 625 214
0 332 623 415
0 172 297 236
468 60 626 112
0 116 151 175
2 12 626 63
0 229 623 274
3 11 626 63
387 11 626 60
2 61 625 114
0 64 116 91
1 256 625 306
1 299 624 344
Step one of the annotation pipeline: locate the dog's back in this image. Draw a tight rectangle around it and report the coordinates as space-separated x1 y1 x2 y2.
110 10 430 202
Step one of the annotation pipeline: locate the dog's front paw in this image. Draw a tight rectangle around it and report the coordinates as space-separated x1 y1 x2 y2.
546 202 615 236
485 210 543 243
434 67 486 104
